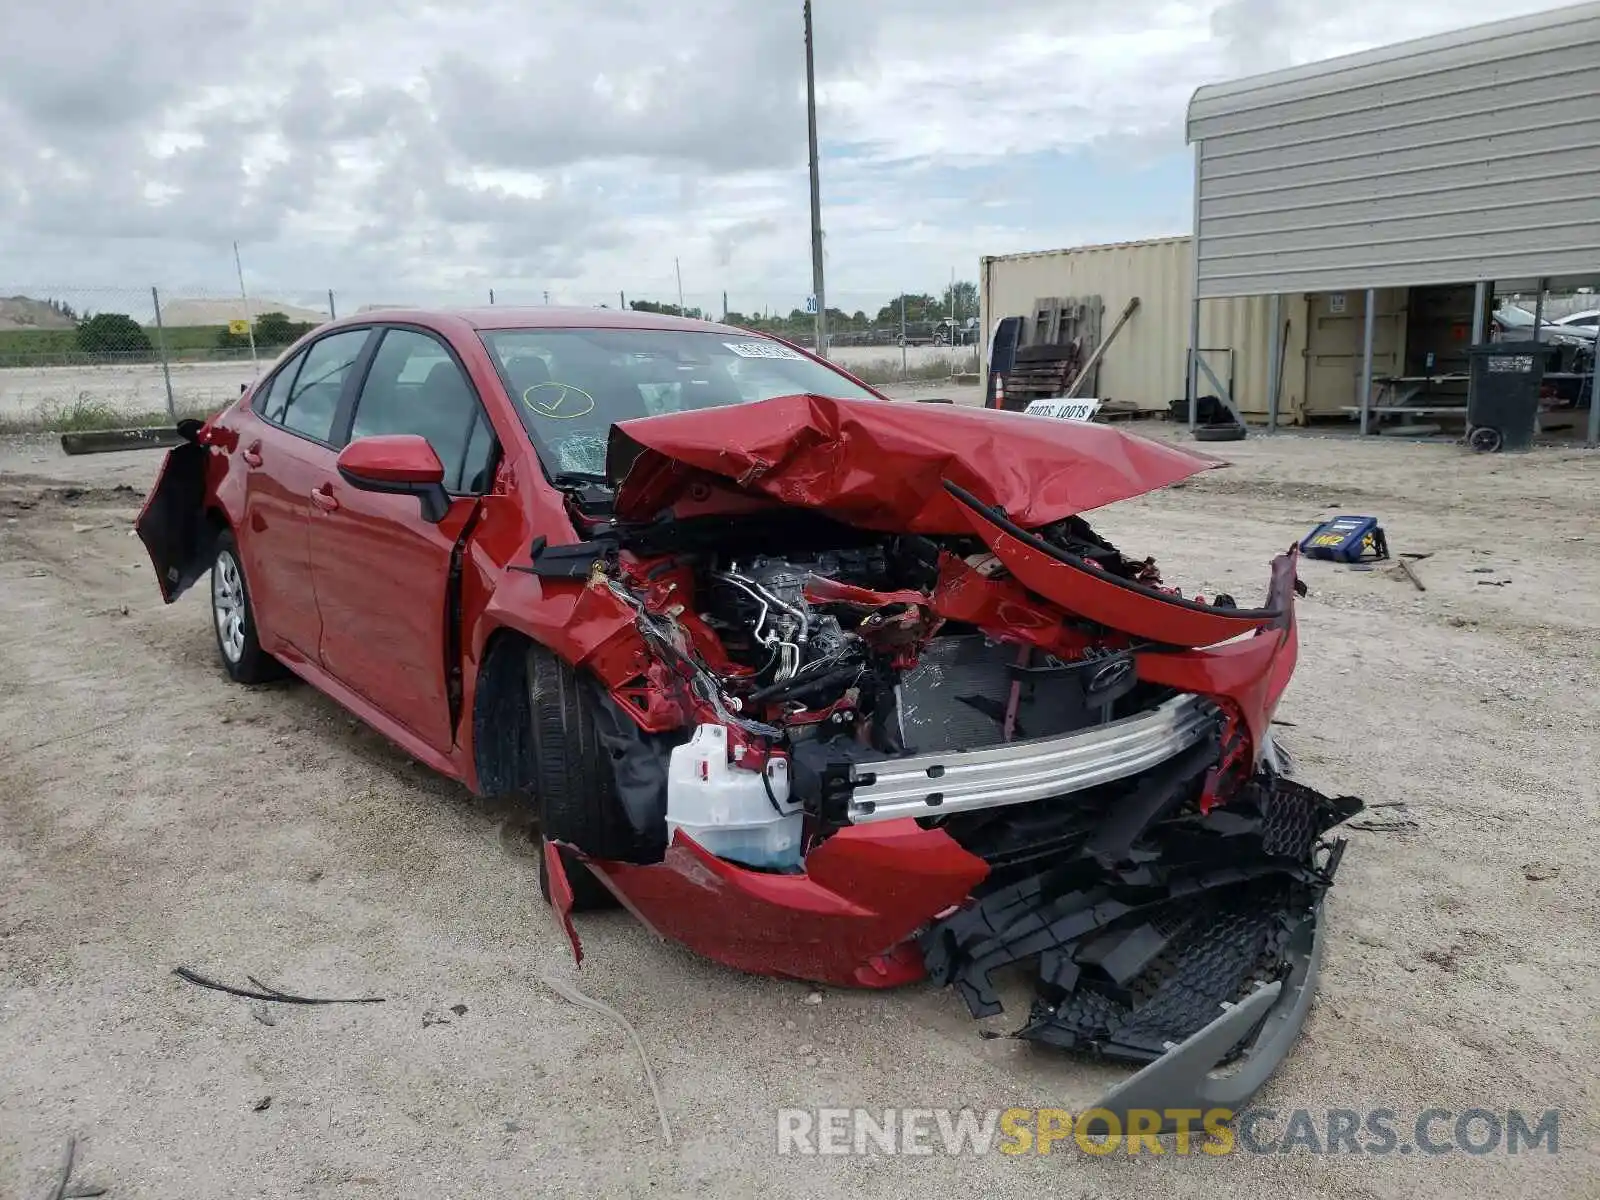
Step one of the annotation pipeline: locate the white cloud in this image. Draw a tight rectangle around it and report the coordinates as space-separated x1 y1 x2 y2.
0 0 1569 314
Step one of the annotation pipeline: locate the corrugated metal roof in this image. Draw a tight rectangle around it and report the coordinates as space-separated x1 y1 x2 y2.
981 235 1190 266
1185 2 1600 297
1188 2 1600 135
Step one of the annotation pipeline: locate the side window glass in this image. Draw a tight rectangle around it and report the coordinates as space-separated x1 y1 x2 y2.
352 329 496 493
280 330 369 443
460 408 497 493
256 353 304 424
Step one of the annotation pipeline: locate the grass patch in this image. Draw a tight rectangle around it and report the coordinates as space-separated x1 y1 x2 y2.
0 325 260 366
847 356 974 386
0 393 225 435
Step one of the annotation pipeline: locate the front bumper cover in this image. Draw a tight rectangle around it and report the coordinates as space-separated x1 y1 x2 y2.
919 768 1361 1126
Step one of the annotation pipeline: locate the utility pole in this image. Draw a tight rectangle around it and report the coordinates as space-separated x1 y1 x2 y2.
675 258 685 315
900 293 908 381
804 0 827 358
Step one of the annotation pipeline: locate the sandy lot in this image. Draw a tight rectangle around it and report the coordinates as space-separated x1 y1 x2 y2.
0 425 1596 1199
0 360 269 422
0 346 974 424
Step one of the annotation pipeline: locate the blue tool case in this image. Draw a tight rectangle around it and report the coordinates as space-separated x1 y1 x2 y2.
1299 515 1389 563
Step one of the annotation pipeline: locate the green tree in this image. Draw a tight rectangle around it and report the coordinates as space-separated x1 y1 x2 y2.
254 311 315 346
875 293 940 324
943 280 978 321
75 312 152 355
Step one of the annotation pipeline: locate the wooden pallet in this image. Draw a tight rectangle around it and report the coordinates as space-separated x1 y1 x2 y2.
997 342 1085 409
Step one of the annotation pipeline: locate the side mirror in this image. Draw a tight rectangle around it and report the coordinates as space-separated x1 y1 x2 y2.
336 434 450 522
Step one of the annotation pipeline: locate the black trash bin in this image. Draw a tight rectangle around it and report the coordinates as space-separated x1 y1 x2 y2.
1467 341 1545 452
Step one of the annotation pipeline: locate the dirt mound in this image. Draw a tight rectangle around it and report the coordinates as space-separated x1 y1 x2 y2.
158 297 329 325
0 295 77 331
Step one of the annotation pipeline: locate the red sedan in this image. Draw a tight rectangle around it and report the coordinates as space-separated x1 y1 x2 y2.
137 307 1360 1125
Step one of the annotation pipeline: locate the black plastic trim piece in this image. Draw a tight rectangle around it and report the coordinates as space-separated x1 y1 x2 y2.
335 464 450 523
507 536 610 579
1088 901 1324 1133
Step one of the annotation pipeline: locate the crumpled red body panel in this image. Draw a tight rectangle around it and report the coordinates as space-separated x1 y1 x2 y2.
581 823 990 987
608 394 1221 532
952 499 1283 650
1132 549 1303 757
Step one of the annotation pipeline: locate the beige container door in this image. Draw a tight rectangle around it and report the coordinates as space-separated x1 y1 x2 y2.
1304 289 1407 415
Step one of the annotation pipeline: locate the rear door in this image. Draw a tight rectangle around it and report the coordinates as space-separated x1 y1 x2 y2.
308 325 499 753
238 328 376 661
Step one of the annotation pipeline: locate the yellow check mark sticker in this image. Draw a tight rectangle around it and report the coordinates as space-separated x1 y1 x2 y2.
522 382 596 420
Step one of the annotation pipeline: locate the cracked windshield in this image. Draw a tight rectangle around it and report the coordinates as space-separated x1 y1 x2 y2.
481 328 876 477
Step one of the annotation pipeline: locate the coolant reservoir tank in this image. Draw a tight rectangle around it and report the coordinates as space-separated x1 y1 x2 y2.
666 725 802 871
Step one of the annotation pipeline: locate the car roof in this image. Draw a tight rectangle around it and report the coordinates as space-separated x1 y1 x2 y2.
333 305 754 336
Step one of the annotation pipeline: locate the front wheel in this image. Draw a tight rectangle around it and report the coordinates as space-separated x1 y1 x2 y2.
526 645 638 910
210 530 285 684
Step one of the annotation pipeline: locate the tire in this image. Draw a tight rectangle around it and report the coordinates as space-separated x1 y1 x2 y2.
1193 422 1248 442
1469 425 1504 453
526 644 635 911
210 530 285 684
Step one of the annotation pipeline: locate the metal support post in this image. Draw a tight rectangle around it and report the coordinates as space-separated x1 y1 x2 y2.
1186 148 1203 430
900 293 908 381
151 286 176 420
1587 318 1600 447
1266 293 1282 433
1358 288 1376 436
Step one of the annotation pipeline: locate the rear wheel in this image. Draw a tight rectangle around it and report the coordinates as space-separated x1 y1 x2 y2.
526 645 636 911
210 530 285 684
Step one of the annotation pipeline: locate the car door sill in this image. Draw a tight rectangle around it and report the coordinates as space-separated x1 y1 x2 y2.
274 652 461 781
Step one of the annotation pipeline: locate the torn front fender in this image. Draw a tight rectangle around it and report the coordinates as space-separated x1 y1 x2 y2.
578 822 990 987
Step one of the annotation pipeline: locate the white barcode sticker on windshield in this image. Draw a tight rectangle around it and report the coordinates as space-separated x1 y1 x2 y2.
1025 398 1101 422
724 341 804 360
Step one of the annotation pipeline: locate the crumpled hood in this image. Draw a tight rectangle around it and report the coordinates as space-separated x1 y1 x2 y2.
606 393 1221 533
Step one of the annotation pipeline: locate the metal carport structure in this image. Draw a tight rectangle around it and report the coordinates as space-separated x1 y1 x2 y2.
1184 1 1600 445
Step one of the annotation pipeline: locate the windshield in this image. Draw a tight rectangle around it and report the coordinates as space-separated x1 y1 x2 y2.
480 328 878 478
1496 305 1535 326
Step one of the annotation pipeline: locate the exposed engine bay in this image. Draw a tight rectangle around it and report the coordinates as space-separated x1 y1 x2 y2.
540 492 1277 869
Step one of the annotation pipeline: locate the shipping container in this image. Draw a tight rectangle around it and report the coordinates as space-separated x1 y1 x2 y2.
980 236 1322 421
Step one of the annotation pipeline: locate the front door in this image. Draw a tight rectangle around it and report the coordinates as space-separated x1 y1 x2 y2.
308 326 499 754
236 328 374 662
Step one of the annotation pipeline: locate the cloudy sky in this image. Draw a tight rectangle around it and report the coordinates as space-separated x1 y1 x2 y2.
0 0 1573 316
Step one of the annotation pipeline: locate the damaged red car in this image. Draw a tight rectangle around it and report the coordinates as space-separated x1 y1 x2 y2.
137 307 1360 1124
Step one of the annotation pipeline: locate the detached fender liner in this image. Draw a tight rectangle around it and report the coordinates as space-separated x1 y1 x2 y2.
135 430 218 603
921 766 1362 1122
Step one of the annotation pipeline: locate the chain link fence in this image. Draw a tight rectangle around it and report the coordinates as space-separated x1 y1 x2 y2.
0 282 982 430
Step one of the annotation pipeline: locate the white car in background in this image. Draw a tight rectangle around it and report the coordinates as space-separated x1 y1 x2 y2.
1552 308 1600 332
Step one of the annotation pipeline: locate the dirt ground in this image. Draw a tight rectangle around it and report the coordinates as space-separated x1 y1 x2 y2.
1 423 1596 1199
